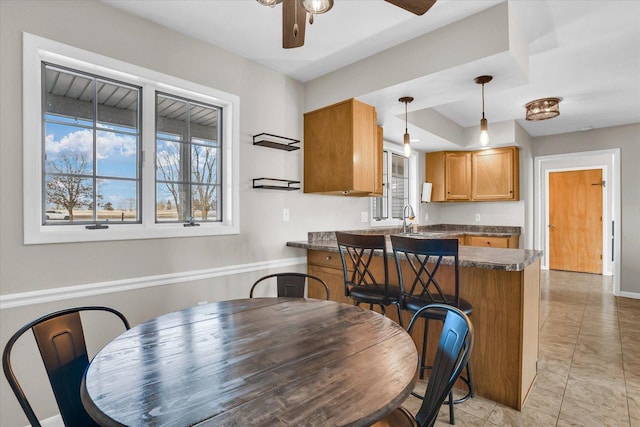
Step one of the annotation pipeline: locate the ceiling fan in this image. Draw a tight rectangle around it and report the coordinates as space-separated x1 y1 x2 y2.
257 0 437 49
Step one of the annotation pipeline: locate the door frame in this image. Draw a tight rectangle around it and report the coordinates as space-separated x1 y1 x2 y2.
534 149 621 295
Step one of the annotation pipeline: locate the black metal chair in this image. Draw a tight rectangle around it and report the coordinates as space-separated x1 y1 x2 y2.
2 306 130 427
336 231 403 326
249 272 330 299
372 304 474 427
391 236 474 424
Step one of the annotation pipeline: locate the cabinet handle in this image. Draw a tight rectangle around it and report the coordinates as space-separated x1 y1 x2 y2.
487 241 491 245
325 255 332 260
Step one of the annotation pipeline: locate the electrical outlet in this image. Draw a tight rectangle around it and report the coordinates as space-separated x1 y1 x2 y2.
475 213 481 222
361 211 369 222
283 208 290 222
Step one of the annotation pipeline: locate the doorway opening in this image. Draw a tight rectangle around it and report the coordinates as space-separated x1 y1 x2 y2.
535 149 621 295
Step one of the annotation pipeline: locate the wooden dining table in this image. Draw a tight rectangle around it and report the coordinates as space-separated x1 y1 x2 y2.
81 298 418 426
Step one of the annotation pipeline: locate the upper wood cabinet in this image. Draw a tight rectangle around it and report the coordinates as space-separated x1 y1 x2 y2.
426 146 519 202
425 151 471 201
304 98 381 196
472 147 520 201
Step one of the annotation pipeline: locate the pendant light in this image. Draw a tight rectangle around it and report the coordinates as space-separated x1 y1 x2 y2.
474 75 492 147
399 96 414 156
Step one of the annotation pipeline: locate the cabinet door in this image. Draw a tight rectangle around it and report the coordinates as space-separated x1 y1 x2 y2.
465 236 510 248
445 152 471 200
472 147 519 200
304 99 379 196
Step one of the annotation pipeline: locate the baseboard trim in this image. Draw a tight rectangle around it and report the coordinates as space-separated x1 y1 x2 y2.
1 256 307 310
618 291 640 300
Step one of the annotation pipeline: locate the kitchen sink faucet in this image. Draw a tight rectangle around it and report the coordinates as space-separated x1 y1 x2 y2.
402 204 416 234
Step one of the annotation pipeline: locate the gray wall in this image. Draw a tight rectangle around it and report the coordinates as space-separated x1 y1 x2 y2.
532 123 640 295
0 1 370 425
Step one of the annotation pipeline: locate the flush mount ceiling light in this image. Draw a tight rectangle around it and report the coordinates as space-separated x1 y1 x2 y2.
525 97 562 121
399 96 414 157
257 0 437 48
474 75 492 147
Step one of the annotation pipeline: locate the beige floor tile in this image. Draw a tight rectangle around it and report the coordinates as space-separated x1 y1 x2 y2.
455 395 497 421
487 404 558 426
628 382 640 421
631 418 640 427
559 395 630 427
535 369 568 396
564 376 628 412
522 385 563 418
538 353 572 378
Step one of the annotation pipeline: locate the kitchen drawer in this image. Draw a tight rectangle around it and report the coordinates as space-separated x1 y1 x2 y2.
465 235 510 248
308 250 343 269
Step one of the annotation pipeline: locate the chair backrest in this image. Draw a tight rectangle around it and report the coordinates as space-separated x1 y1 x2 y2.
390 236 460 307
249 272 330 300
407 304 473 427
2 306 130 427
335 232 393 300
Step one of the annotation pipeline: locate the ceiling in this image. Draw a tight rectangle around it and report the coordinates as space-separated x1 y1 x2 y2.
102 0 640 151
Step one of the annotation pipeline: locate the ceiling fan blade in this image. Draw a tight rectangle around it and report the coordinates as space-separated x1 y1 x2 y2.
384 0 437 16
282 0 306 49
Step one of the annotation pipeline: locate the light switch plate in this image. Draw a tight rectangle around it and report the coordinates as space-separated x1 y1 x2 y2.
283 208 290 222
475 213 481 222
361 211 369 222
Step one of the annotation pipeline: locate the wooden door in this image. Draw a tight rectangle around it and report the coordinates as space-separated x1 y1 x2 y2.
549 169 603 273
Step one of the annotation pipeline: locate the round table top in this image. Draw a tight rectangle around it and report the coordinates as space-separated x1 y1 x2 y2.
81 298 418 427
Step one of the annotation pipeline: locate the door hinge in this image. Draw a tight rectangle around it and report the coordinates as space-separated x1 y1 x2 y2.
600 254 603 260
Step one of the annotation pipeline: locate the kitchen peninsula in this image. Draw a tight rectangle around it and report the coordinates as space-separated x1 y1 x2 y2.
287 225 543 410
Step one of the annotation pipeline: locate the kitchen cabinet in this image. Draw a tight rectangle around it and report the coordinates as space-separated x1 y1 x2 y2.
426 146 519 202
425 151 471 201
304 246 539 411
465 235 519 248
304 98 381 196
472 146 520 201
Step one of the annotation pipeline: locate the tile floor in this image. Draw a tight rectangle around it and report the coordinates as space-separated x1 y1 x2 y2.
401 269 640 427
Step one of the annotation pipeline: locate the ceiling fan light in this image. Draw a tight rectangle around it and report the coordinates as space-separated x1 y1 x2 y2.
301 0 333 14
525 97 562 121
256 0 282 7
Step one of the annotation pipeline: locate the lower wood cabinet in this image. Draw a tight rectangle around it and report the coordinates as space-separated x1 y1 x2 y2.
306 248 539 410
465 235 519 248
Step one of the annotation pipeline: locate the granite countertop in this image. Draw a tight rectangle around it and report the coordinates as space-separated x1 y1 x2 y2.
286 225 542 272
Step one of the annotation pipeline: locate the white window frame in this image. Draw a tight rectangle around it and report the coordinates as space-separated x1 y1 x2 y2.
370 143 418 228
23 33 240 244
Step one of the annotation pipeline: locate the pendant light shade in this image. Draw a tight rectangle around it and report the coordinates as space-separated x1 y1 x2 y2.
474 75 492 147
399 96 414 156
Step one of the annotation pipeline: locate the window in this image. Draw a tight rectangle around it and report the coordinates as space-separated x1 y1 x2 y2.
371 145 417 227
23 33 239 244
155 94 222 223
42 64 141 225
